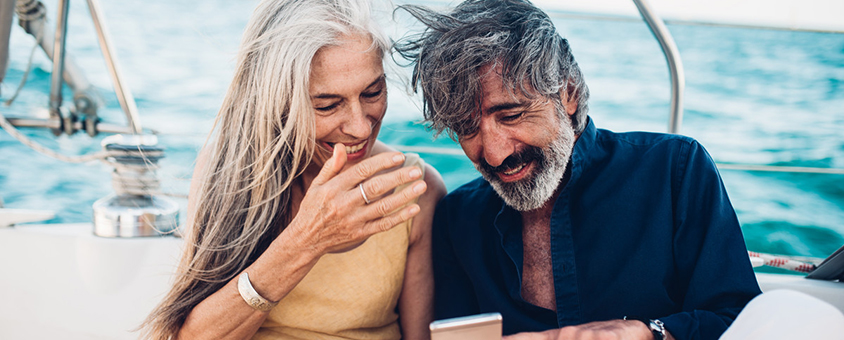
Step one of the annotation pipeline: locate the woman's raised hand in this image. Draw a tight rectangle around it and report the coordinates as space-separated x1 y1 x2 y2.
289 144 427 255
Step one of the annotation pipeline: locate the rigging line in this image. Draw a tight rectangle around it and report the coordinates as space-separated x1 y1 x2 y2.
5 30 41 106
0 110 117 163
0 112 170 197
7 0 48 105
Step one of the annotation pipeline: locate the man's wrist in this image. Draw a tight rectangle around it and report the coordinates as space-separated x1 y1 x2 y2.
624 316 666 340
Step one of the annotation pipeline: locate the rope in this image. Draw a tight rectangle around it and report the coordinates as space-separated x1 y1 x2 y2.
0 112 119 163
0 112 180 198
109 159 161 196
6 0 46 105
15 0 46 22
0 113 182 198
748 251 818 273
4 36 39 106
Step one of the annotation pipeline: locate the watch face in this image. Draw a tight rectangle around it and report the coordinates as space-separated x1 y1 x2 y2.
649 319 666 340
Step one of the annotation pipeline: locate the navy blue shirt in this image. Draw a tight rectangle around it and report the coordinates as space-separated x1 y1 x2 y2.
432 117 762 340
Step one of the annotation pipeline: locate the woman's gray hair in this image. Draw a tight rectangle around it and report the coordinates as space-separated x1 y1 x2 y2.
395 0 590 139
142 0 389 338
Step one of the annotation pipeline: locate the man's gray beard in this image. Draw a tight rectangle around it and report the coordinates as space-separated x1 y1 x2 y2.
475 120 575 212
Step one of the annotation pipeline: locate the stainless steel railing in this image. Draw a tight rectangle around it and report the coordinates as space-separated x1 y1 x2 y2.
391 146 844 176
632 0 685 134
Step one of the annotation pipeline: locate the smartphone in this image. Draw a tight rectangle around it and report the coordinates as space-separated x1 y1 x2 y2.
430 312 503 340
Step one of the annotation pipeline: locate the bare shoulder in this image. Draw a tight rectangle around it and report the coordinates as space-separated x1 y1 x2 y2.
409 161 447 244
421 162 446 205
371 140 396 155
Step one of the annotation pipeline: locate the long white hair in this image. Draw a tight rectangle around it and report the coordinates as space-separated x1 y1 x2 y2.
142 0 390 338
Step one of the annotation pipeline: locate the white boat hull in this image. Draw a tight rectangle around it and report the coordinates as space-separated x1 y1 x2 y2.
1 223 841 339
0 224 182 339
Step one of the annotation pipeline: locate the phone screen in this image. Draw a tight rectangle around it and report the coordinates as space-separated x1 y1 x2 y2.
430 313 503 340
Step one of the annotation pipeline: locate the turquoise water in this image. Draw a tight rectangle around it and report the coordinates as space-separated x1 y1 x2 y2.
0 1 842 270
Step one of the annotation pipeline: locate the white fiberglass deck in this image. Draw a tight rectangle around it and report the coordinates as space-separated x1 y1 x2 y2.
1 223 841 339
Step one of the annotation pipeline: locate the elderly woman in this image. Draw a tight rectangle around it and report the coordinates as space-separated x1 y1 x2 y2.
142 0 445 339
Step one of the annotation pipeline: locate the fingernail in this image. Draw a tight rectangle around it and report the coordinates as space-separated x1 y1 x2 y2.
408 205 420 215
413 181 426 193
409 168 422 179
392 154 404 163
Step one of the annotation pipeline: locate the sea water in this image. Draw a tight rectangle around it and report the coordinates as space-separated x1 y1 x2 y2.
0 0 842 272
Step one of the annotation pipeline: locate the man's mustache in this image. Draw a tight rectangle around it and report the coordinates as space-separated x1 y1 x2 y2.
479 146 544 174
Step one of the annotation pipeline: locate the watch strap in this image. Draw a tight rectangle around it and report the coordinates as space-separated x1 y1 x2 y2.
623 316 666 340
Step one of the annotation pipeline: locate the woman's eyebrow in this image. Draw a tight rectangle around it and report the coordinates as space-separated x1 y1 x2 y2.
364 74 386 90
312 93 342 99
311 74 385 99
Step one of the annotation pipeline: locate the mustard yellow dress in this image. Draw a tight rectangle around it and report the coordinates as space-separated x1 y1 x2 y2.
253 154 425 340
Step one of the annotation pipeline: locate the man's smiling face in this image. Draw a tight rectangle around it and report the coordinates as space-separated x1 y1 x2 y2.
458 63 578 211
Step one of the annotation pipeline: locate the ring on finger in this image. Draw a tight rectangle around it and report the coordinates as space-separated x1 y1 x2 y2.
359 183 371 204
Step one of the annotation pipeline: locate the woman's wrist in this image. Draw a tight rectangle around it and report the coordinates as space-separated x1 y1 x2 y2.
280 216 326 259
241 220 324 302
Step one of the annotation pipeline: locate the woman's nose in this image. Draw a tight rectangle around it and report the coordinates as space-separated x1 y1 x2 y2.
340 100 372 139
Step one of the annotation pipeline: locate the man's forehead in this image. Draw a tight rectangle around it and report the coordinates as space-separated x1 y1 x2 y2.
477 63 542 114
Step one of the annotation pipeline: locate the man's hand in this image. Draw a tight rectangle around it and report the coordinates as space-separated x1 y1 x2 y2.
503 319 672 340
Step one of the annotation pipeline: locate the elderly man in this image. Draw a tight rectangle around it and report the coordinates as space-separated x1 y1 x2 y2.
395 0 761 339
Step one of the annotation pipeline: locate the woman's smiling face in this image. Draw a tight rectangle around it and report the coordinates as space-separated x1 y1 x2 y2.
309 33 387 170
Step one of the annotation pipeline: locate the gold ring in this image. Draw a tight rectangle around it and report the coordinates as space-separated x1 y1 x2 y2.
359 183 371 204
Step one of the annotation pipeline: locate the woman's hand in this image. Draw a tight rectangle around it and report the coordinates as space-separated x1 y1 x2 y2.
289 143 427 255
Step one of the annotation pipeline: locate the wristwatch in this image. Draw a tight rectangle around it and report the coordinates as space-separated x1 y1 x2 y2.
645 319 667 340
624 316 666 340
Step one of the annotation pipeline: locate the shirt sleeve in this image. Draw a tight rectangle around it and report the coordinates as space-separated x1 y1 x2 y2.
659 140 762 340
432 197 481 320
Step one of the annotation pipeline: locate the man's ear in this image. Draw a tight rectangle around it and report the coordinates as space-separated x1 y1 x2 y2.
559 88 577 116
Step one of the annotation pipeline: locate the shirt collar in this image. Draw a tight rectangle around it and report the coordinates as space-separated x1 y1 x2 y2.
570 116 596 182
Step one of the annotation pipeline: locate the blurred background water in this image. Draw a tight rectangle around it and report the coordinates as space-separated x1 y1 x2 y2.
0 0 842 273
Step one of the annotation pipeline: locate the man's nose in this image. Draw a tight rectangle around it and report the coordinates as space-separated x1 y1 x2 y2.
341 100 372 139
478 122 514 168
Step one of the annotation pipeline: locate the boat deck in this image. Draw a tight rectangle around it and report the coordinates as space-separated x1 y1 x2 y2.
1 223 841 339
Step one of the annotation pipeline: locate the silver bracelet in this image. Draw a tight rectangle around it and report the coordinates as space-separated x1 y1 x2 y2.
237 272 279 312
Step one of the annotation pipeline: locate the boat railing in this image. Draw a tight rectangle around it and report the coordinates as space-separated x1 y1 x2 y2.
536 2 844 35
391 146 844 176
632 0 684 134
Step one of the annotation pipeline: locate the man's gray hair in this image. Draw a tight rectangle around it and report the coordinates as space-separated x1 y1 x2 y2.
395 0 590 139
